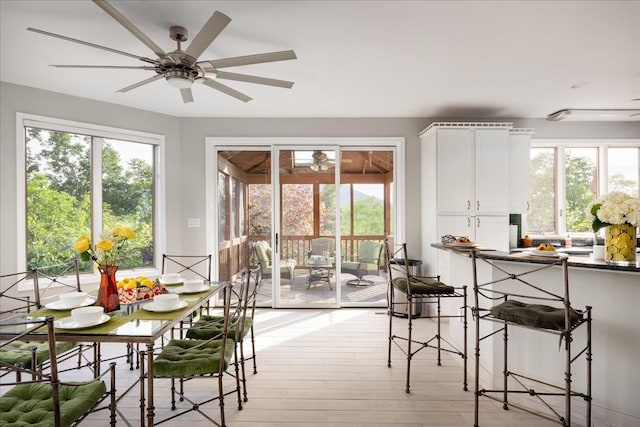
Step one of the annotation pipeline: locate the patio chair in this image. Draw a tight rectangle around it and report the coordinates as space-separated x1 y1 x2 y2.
253 241 296 283
307 237 335 259
341 240 384 285
0 315 116 426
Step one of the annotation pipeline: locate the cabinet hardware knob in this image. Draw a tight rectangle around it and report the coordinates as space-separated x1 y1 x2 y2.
526 201 530 211
467 217 471 227
477 200 480 210
477 217 480 227
467 200 471 210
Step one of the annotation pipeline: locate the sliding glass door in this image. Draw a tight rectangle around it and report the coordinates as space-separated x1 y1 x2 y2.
211 139 401 309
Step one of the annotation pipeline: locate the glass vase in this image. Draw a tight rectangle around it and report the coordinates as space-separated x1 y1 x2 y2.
605 224 637 264
97 265 121 312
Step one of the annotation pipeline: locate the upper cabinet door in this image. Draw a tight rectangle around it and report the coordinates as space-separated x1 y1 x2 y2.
437 129 474 214
508 131 532 214
474 129 509 215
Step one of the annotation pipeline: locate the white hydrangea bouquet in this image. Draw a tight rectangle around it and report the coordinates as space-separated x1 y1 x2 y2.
585 191 640 232
586 191 639 263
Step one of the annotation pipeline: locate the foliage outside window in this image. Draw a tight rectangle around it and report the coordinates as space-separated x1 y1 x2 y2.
527 141 640 236
319 184 336 236
218 172 228 241
281 184 313 236
248 184 271 237
26 126 156 273
352 184 384 235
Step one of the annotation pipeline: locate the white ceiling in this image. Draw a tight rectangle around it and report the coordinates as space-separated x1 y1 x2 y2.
1 0 639 119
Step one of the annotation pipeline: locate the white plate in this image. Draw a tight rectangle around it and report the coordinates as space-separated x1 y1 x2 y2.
54 314 110 329
173 285 210 294
45 297 96 311
159 278 185 286
141 300 189 312
525 250 567 258
446 242 477 248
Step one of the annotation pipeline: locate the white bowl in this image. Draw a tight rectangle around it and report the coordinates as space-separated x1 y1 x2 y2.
183 279 203 292
161 273 181 283
71 306 104 325
59 291 88 307
153 293 179 310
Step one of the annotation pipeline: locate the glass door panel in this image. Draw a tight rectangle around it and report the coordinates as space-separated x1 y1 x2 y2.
339 149 393 307
217 149 272 307
277 149 338 306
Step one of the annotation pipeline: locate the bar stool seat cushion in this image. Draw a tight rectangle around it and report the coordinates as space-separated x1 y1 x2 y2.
153 338 235 377
0 341 77 368
185 315 252 341
490 300 582 330
0 379 106 426
392 277 454 295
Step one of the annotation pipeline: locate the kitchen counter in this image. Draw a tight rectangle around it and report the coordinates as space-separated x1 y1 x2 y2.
432 242 640 426
432 243 640 273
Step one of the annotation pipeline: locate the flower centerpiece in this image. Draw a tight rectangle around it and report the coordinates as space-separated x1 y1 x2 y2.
74 227 136 312
585 192 640 264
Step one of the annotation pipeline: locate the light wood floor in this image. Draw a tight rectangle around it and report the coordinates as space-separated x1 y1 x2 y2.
81 308 565 426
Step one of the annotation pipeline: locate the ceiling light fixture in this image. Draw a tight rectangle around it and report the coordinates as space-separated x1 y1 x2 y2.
546 109 640 121
310 151 330 172
165 70 195 89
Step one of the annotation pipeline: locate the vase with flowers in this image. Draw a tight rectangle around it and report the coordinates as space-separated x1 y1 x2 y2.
74 227 136 312
585 192 640 264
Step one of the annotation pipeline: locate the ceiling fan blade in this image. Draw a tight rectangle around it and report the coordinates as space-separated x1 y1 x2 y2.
200 77 252 102
183 11 231 62
215 71 294 88
116 74 163 93
93 0 166 58
51 65 156 70
180 88 194 103
27 28 157 64
206 50 297 69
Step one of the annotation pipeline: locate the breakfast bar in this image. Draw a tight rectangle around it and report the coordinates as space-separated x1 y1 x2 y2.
432 244 640 427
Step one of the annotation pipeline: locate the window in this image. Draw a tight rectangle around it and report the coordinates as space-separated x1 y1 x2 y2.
19 114 163 276
527 140 640 236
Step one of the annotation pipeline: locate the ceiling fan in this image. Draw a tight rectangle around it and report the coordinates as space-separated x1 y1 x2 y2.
27 0 297 104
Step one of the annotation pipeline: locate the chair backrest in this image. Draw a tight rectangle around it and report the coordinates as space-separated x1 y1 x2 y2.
358 240 384 266
34 259 82 306
162 254 212 281
310 238 335 256
0 270 39 318
253 241 272 268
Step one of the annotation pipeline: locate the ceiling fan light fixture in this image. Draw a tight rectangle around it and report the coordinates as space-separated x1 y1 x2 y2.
165 70 195 89
547 108 640 121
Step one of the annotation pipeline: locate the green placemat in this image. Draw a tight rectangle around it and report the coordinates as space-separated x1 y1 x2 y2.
53 313 134 335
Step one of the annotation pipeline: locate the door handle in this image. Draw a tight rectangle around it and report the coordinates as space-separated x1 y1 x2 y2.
275 233 279 254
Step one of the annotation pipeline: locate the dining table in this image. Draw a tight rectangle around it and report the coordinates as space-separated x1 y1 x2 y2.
0 280 227 427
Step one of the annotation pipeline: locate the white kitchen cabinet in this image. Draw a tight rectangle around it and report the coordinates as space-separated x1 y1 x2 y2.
435 126 509 215
420 122 522 277
508 129 534 214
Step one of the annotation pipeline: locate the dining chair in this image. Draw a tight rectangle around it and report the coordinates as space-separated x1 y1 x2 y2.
148 280 245 426
186 267 262 402
0 315 117 426
162 254 212 282
385 239 468 393
0 261 95 377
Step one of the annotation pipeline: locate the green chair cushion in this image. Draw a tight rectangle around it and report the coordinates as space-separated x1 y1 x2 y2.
186 316 252 340
0 379 106 427
153 338 235 377
0 341 77 369
490 300 582 330
392 277 454 295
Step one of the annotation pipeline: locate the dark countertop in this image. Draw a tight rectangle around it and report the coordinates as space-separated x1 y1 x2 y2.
432 243 640 273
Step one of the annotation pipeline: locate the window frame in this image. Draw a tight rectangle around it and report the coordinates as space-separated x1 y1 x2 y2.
16 113 166 287
529 138 640 238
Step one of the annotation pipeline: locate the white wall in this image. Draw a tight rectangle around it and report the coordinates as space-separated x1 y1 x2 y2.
2 82 639 276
